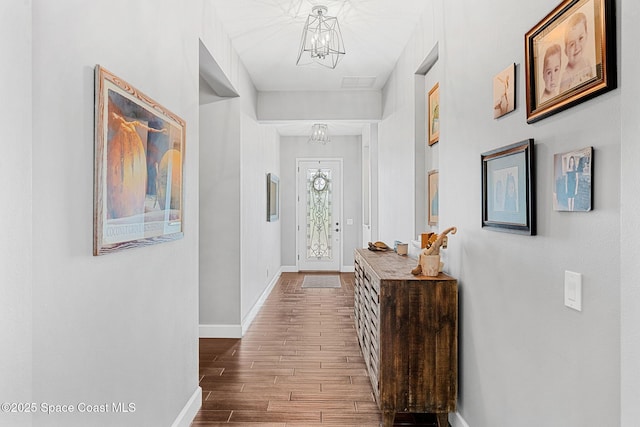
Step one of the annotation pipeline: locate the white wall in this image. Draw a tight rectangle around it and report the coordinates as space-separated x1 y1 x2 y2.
280 135 362 269
239 60 281 321
378 2 442 245
620 0 640 425
380 1 621 425
240 119 281 321
199 92 280 333
199 7 281 337
30 1 200 425
199 98 242 330
258 91 382 121
200 1 243 96
0 2 32 426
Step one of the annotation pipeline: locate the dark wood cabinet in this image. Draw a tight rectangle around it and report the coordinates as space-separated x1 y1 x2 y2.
353 248 458 427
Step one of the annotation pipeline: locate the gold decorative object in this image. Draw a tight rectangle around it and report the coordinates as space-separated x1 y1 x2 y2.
368 241 390 252
411 227 457 276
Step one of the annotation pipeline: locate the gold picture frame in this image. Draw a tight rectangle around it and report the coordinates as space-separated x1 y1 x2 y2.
427 83 440 145
428 170 439 226
524 0 616 123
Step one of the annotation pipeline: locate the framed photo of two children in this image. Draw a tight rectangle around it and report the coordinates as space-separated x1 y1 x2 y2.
525 0 616 123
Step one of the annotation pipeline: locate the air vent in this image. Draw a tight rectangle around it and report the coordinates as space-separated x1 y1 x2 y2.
341 76 376 89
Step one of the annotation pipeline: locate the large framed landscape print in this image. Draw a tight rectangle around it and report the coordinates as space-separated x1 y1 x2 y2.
94 66 186 255
524 0 616 123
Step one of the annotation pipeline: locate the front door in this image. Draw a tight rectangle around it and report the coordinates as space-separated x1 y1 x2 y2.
297 159 342 271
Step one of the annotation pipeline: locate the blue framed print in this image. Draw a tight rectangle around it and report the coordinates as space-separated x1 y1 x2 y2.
482 139 536 235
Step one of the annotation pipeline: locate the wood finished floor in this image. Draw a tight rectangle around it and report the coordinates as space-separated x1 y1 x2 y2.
193 272 447 427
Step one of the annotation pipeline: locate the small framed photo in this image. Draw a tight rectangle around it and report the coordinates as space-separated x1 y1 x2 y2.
267 173 280 222
427 83 440 145
493 63 516 119
481 139 536 235
428 170 439 226
553 147 592 211
525 0 616 123
94 65 186 255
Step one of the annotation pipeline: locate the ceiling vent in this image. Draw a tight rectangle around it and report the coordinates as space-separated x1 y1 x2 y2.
341 76 376 89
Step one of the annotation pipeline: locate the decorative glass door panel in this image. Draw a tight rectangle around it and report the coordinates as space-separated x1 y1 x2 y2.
306 168 332 260
297 160 341 271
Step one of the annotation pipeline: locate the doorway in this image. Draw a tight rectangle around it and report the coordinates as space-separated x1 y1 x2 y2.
296 159 343 271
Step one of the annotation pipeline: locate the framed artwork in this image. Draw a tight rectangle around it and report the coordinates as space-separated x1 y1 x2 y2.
94 65 186 255
267 173 280 222
553 146 592 211
428 170 439 226
525 0 616 123
481 139 536 235
427 83 440 145
493 63 516 119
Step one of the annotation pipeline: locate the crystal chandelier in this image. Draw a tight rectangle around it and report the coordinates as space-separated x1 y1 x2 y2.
296 5 345 69
308 124 330 144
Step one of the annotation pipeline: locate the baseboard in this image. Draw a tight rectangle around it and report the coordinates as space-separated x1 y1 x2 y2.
171 386 202 427
282 265 355 273
199 324 242 338
451 411 470 427
242 268 282 335
199 269 283 338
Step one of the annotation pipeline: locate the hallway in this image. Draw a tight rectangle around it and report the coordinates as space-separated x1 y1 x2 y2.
193 272 445 426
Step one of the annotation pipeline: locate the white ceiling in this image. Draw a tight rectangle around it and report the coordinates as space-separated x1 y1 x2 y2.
209 0 432 92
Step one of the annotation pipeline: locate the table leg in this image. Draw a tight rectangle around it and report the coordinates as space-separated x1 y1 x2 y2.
382 410 395 427
436 412 449 427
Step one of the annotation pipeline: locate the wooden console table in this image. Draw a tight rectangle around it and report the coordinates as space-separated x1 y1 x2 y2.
353 248 458 427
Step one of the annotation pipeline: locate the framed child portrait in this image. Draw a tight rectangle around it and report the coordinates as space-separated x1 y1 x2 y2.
524 0 616 123
553 147 592 211
481 139 536 235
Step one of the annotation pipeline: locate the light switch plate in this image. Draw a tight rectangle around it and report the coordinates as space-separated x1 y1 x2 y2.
564 271 582 311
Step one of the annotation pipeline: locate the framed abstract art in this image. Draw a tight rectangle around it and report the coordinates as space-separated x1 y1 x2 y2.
94 65 186 255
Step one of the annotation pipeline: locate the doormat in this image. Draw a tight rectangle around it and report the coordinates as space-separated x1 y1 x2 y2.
301 275 342 288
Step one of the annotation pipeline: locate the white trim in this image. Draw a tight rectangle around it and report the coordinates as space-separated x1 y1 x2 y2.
281 265 353 273
451 411 470 427
199 324 242 338
170 387 202 427
242 268 282 334
199 269 283 338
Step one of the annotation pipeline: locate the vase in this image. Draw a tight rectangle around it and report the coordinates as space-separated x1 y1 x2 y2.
421 254 440 277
